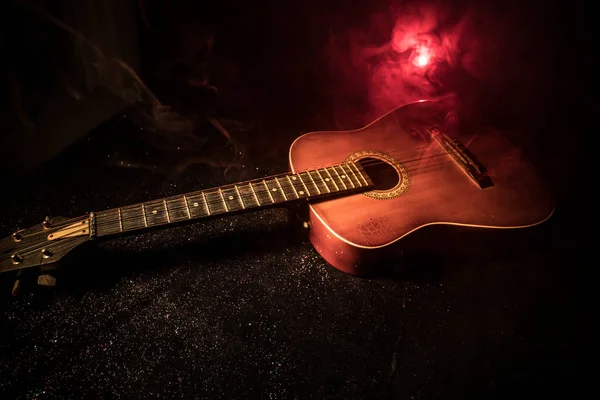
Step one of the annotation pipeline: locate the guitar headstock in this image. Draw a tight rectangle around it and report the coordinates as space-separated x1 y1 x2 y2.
0 215 93 290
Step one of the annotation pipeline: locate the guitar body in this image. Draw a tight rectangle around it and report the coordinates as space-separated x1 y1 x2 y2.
289 97 554 275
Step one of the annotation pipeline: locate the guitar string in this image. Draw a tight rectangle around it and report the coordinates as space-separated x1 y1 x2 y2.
90 154 456 232
93 142 439 225
4 158 457 260
92 146 450 227
2 148 461 258
3 157 462 260
52 156 459 241
2 166 440 257
2 151 457 256
9 143 440 234
7 133 466 234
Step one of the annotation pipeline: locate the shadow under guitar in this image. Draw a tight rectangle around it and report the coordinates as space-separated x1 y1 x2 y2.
388 218 557 284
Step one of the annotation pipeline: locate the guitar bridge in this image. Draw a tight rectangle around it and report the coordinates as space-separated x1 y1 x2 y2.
429 128 494 189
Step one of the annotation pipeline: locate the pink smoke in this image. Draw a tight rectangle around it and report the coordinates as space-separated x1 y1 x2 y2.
324 1 504 127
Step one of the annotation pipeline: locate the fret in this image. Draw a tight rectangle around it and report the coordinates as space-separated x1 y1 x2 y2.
275 178 287 200
186 192 210 218
163 199 171 223
342 163 362 187
202 192 210 216
218 189 228 212
306 171 321 194
290 174 310 198
142 203 148 227
165 196 190 222
286 175 301 198
262 179 275 203
220 186 244 212
183 195 192 219
249 182 271 205
329 165 348 190
299 172 319 195
117 208 123 231
262 179 284 203
307 170 326 194
350 162 370 186
335 165 354 188
120 205 146 231
324 167 342 190
278 176 299 200
252 180 275 206
338 164 360 189
238 183 261 208
249 183 261 206
317 168 338 192
234 185 245 209
96 209 122 236
296 173 311 196
205 190 227 214
339 164 360 188
144 201 170 226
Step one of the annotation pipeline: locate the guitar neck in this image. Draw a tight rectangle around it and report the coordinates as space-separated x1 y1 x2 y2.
93 162 372 238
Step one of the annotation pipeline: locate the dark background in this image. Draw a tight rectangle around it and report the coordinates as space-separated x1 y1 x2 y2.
0 0 587 398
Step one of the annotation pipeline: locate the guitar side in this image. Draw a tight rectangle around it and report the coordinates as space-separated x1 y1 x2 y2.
289 100 555 275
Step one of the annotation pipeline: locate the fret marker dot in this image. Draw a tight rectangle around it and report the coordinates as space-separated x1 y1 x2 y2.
325 178 330 181
152 210 157 214
228 195 234 200
272 188 277 191
341 175 346 178
193 202 199 207
299 191 304 195
292 176 297 180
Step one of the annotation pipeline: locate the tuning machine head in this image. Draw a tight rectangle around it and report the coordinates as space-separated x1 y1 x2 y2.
42 216 53 230
10 253 23 264
11 231 24 242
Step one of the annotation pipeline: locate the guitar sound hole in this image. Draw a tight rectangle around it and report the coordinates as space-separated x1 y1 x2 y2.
357 158 399 191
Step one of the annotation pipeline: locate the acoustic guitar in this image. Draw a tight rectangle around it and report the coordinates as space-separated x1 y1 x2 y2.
0 95 554 289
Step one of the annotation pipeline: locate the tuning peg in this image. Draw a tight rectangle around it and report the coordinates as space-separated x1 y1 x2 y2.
10 253 23 264
41 248 53 259
37 274 56 287
42 216 53 230
11 231 23 242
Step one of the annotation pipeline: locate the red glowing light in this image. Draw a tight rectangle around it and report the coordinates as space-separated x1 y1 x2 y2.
412 46 431 67
416 54 429 67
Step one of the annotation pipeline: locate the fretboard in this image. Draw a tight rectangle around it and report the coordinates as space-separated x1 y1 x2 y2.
93 162 372 237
